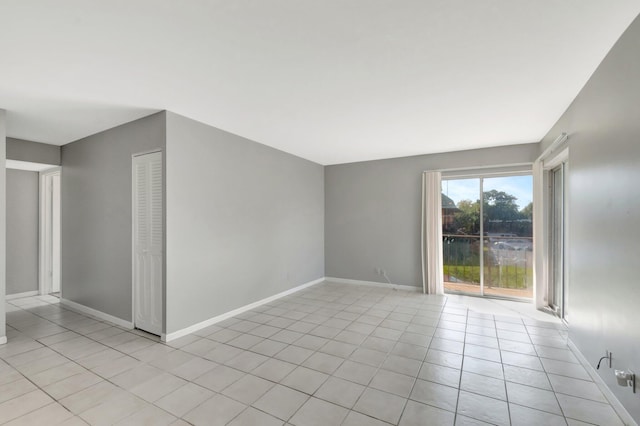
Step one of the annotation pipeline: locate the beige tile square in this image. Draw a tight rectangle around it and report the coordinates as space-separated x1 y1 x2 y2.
253 384 309 421
184 394 246 426
314 376 365 409
4 402 75 426
114 404 177 425
194 364 245 392
227 407 283 426
289 397 349 426
280 366 328 394
333 360 377 385
30 362 86 387
91 356 143 378
170 356 217 381
251 358 296 382
0 390 54 424
75 348 123 369
457 391 510 426
353 387 407 424
129 372 187 402
410 379 458 412
460 371 506 401
370 369 415 398
59 381 122 414
79 392 149 426
0 377 37 404
222 374 274 405
399 400 455 426
111 364 163 390
155 383 214 417
43 370 104 400
301 351 344 374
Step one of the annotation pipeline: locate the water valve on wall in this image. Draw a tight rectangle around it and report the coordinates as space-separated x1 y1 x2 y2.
614 370 636 393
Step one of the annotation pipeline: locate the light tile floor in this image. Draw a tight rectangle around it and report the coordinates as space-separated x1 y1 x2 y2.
0 283 626 425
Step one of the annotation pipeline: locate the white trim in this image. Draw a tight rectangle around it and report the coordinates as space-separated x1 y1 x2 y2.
442 164 532 180
132 148 163 158
538 133 568 162
567 339 638 426
39 167 62 297
0 336 6 345
6 291 39 300
60 298 133 329
532 159 546 309
6 160 59 172
325 277 421 292
162 277 325 342
436 162 532 174
544 146 569 170
533 143 570 313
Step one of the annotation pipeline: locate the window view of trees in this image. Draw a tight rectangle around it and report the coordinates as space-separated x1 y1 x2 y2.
444 190 533 237
442 176 533 299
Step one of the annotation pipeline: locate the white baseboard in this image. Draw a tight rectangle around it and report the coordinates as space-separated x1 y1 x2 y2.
325 277 421 293
567 339 637 426
0 336 6 345
60 298 134 330
6 291 39 300
162 277 325 342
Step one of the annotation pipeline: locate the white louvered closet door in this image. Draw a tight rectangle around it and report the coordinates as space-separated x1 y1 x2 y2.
133 151 163 336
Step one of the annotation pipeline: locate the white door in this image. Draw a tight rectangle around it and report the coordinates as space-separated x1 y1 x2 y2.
133 151 163 335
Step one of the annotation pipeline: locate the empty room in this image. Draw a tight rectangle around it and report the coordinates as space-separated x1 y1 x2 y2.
0 1 639 425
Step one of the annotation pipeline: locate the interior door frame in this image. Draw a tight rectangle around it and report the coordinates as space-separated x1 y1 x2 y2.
39 167 62 296
131 149 164 335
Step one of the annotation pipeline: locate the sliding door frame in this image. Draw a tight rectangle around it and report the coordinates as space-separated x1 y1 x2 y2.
542 147 569 320
442 168 533 301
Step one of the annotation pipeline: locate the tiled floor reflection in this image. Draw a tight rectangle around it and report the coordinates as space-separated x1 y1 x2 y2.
0 283 625 425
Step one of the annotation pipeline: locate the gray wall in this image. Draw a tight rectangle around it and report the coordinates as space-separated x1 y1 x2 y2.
165 112 324 334
7 138 60 165
540 15 640 421
61 112 165 322
0 110 6 342
6 170 39 295
325 144 538 287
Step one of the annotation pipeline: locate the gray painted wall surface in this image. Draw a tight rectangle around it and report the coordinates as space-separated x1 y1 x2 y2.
165 112 324 334
0 110 6 341
6 170 39 295
325 144 538 287
540 15 640 421
61 112 165 322
7 138 60 165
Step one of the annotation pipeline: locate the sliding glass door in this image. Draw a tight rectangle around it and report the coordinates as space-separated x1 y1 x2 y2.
549 164 567 318
442 174 533 300
442 179 482 295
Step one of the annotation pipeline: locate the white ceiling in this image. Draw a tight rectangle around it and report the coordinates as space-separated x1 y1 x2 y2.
1 1 638 165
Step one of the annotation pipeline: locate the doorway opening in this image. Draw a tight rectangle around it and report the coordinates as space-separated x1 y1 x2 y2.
442 173 533 300
39 167 62 298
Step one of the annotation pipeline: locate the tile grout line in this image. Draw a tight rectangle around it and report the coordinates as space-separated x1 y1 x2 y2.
3 298 185 424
